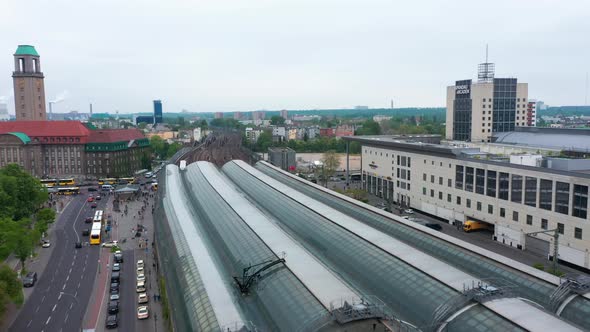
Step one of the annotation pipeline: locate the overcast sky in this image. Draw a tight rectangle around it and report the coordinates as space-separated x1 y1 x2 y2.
1 0 589 114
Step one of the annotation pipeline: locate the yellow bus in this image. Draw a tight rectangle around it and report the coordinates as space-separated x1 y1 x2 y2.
98 178 117 185
57 187 80 195
90 222 102 245
118 177 136 184
93 210 104 225
40 179 58 188
58 178 75 186
151 183 158 191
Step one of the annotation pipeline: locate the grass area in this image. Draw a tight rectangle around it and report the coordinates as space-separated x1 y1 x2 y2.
159 277 172 332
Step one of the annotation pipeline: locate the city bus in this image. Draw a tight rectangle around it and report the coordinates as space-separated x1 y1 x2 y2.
58 178 75 186
98 178 117 185
118 177 136 184
90 222 102 245
57 187 80 195
93 210 104 225
40 179 58 188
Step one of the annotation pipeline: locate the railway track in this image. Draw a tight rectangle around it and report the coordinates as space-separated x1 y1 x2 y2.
177 133 251 167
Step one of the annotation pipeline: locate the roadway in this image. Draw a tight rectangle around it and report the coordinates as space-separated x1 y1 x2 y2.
9 191 108 332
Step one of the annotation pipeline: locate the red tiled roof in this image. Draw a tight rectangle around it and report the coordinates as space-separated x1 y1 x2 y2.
0 121 90 137
87 129 146 143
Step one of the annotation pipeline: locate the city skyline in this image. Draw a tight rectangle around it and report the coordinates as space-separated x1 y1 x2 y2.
1 0 589 114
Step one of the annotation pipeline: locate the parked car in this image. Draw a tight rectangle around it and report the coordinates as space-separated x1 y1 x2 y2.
110 282 119 293
137 305 149 319
106 314 118 329
75 241 82 249
136 281 146 293
108 300 119 314
41 240 51 248
404 209 414 214
85 217 93 223
114 251 123 263
112 263 121 272
136 259 144 269
22 272 37 287
111 272 120 282
82 228 90 236
136 273 145 282
138 292 149 304
110 293 120 301
102 241 118 248
136 266 144 274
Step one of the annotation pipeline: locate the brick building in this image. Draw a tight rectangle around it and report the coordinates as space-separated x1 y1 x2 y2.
0 121 150 178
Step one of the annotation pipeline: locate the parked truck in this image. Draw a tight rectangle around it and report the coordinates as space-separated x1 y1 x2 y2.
463 220 492 233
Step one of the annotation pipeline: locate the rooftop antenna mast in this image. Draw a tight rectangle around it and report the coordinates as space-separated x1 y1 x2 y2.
478 44 495 83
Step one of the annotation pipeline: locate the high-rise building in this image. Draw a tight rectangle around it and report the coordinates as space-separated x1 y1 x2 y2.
252 111 265 121
214 112 223 119
233 111 242 120
446 63 529 142
526 99 538 127
153 100 163 124
12 45 47 121
280 109 288 120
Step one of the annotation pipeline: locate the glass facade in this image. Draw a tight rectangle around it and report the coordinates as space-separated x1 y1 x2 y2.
499 172 510 200
486 170 497 197
476 169 485 194
524 177 537 207
465 167 474 192
452 80 473 141
492 78 517 133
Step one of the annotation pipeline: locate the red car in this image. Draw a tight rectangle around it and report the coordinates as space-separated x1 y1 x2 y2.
91 203 98 209
87 197 94 202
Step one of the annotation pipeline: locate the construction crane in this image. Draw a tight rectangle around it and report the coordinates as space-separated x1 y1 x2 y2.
526 228 560 274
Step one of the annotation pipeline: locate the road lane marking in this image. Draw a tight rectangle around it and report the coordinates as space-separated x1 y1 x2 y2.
62 284 66 290
69 267 72 274
27 320 32 327
35 306 40 313
70 302 74 310
64 313 69 323
66 275 69 282
52 303 57 312
77 282 81 289
58 293 62 300
41 295 45 303
71 261 74 266
75 291 78 297
82 266 86 273
46 316 51 325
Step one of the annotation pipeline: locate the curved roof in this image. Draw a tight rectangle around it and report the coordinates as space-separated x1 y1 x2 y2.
15 45 39 56
7 132 31 144
493 130 590 152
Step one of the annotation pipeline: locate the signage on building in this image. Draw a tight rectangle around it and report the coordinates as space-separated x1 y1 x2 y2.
369 161 378 169
455 85 471 96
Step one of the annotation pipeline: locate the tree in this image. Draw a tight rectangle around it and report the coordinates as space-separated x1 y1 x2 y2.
0 164 47 220
270 116 285 126
356 119 381 136
0 264 23 316
322 150 341 178
36 208 55 224
137 122 149 130
149 136 166 159
303 132 309 142
13 231 33 275
255 131 273 152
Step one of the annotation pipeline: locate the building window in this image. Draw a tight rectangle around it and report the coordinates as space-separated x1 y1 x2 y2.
486 170 496 197
466 199 471 208
439 191 443 200
476 201 482 211
555 182 570 215
573 184 588 219
447 194 452 202
488 204 493 214
557 223 564 235
465 167 474 192
524 177 537 207
500 208 505 218
498 172 509 200
539 179 553 211
430 189 434 197
408 157 411 168
455 165 464 189
448 178 452 187
513 211 519 222
423 173 426 181
575 227 583 240
511 175 523 203
431 175 434 183
526 215 533 225
541 219 548 230
475 169 485 194
456 196 461 205
439 177 443 185
423 187 426 195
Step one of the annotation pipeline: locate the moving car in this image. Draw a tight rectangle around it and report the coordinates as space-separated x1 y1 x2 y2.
22 272 37 287
145 172 153 178
138 292 148 304
75 241 82 248
112 263 121 272
106 314 118 329
82 228 90 236
91 203 97 208
41 240 51 248
96 195 102 200
137 305 149 319
87 197 94 202
85 217 93 223
87 187 97 192
108 300 119 314
102 241 118 248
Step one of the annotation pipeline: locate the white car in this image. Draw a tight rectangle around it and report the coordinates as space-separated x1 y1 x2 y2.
41 240 51 248
137 273 146 282
136 281 146 293
404 209 414 214
110 293 120 301
138 292 149 304
136 260 144 269
137 305 149 319
136 266 144 274
101 241 118 248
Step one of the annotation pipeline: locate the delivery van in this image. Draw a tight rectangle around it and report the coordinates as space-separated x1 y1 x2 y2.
463 220 492 233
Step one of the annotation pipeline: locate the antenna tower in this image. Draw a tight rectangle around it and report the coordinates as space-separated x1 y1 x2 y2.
478 44 495 83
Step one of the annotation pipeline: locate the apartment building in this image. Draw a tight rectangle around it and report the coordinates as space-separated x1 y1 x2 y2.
345 135 590 270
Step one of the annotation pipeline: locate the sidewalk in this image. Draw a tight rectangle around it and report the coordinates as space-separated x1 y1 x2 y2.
0 195 75 331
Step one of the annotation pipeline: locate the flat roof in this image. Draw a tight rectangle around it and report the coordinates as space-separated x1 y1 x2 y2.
197 162 358 308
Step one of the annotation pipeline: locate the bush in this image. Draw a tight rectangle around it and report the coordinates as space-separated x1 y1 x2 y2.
532 263 545 271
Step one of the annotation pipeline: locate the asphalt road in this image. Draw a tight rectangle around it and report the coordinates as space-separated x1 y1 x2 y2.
116 249 137 332
9 192 108 332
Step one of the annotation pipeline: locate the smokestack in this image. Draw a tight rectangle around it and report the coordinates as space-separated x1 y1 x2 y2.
89 103 93 117
49 102 53 121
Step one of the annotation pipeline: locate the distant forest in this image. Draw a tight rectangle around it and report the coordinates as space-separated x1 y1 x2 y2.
539 106 590 117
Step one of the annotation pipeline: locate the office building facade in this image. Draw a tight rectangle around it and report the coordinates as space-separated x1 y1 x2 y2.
446 75 530 142
153 100 163 124
12 45 47 121
345 135 590 270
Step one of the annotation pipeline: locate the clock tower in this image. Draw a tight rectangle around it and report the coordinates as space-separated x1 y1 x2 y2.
12 45 47 121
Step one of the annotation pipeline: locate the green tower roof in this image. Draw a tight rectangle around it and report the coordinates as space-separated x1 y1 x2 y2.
15 45 39 56
7 132 31 144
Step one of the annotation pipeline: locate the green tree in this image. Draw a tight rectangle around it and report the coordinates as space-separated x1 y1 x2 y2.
356 119 381 136
322 150 341 178
0 164 47 220
270 116 285 126
13 231 33 275
36 208 55 224
0 264 24 316
149 136 166 159
255 131 273 152
137 122 149 130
